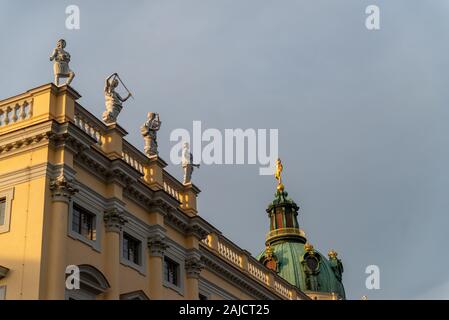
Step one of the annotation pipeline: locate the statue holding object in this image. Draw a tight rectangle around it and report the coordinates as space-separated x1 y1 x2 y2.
103 73 132 124
49 39 75 86
141 112 162 157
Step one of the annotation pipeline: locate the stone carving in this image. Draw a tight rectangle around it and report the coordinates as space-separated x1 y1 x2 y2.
49 39 75 86
182 143 200 185
103 208 128 233
102 73 132 124
49 174 79 201
141 112 161 157
147 233 169 257
185 255 204 279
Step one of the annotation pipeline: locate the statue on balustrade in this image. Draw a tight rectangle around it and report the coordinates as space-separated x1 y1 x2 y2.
49 39 75 86
182 142 200 185
103 73 133 124
141 112 162 157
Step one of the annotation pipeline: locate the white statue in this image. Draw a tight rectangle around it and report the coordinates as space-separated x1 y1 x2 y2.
49 39 75 86
141 112 162 157
182 142 200 184
103 73 132 124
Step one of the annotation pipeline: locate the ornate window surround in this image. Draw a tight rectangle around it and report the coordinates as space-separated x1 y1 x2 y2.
120 290 149 300
64 265 110 300
0 187 14 234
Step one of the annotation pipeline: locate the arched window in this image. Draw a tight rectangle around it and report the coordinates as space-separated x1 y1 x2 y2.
65 265 110 300
120 290 149 300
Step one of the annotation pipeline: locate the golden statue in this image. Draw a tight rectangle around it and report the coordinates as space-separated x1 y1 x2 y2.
274 158 284 191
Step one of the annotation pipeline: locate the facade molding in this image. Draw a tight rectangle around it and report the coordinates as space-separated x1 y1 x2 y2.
147 225 169 257
103 208 128 233
200 246 282 300
185 249 204 279
199 276 237 300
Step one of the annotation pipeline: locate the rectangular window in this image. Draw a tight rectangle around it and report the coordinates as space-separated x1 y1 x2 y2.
123 233 141 265
0 188 14 234
72 204 96 241
164 257 180 287
0 286 6 300
0 198 6 226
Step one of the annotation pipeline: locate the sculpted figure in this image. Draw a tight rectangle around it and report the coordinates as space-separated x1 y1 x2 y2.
103 73 132 124
182 143 200 184
49 39 75 86
275 158 283 185
141 112 162 157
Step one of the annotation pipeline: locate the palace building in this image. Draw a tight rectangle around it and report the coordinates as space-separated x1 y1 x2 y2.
0 82 345 300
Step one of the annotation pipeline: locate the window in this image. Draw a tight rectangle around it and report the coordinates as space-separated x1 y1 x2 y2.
65 265 110 300
0 286 6 300
123 233 141 265
0 198 5 226
72 204 96 241
0 188 14 234
120 291 149 300
164 257 180 287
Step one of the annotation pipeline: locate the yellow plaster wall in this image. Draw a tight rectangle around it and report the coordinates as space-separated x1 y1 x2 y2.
0 177 47 300
201 269 255 300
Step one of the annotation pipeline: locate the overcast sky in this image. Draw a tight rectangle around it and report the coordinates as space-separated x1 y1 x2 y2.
1 0 449 299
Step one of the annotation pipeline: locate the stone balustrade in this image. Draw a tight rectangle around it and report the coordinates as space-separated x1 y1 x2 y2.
0 99 32 127
162 172 183 203
74 105 104 146
201 232 306 300
122 142 146 175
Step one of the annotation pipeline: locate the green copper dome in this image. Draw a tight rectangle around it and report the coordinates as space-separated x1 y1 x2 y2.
258 188 346 299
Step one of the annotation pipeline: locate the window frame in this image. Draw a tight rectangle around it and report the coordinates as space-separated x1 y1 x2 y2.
120 228 146 275
0 286 6 300
0 188 14 234
72 204 97 241
68 200 101 252
163 254 184 295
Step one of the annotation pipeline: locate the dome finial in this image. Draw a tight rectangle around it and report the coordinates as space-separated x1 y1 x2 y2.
304 242 314 253
275 158 284 191
328 249 338 260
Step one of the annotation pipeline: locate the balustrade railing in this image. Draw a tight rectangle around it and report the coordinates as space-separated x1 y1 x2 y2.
201 232 304 300
74 105 104 146
0 100 32 127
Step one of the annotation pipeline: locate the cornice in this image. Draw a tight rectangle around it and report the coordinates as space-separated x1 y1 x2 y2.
200 247 281 300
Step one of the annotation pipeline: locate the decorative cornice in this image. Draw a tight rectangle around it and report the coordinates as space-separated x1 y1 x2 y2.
0 131 54 156
200 247 280 300
187 216 213 240
49 175 79 202
103 208 128 233
147 225 169 257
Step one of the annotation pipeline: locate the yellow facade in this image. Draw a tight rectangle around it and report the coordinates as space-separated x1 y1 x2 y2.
0 84 310 300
